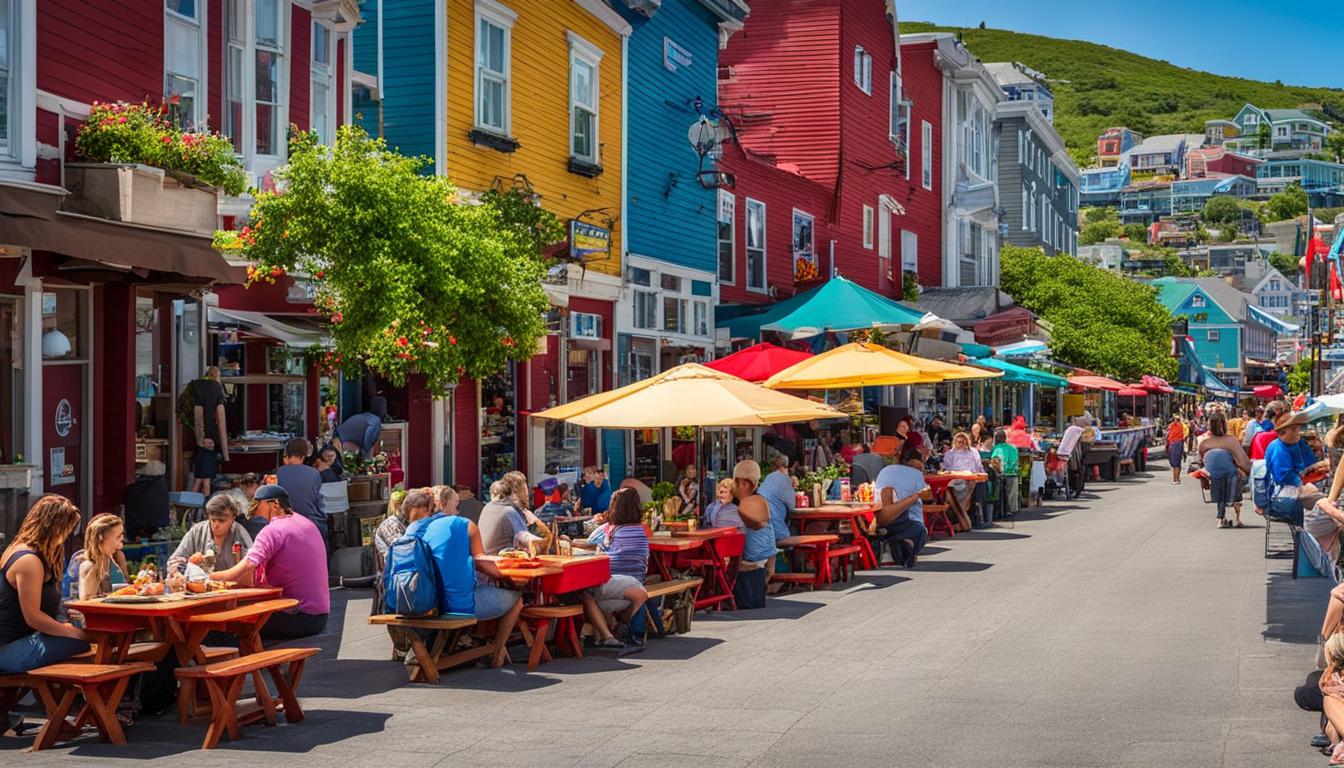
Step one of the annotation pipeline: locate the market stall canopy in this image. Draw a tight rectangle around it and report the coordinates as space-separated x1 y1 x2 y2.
994 339 1050 358
1067 374 1126 392
970 357 1068 388
1301 394 1344 422
1139 375 1175 394
209 306 331 349
762 342 1002 390
726 275 924 340
529 363 846 428
703 342 813 383
913 312 966 336
1116 387 1149 397
1253 383 1283 399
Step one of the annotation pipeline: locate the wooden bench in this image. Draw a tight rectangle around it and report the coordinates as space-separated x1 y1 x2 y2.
0 673 35 725
520 605 584 670
773 534 840 590
175 647 319 749
641 577 703 638
825 543 864 582
368 614 489 683
28 662 154 750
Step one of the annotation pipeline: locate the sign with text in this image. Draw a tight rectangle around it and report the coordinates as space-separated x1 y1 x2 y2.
569 220 611 263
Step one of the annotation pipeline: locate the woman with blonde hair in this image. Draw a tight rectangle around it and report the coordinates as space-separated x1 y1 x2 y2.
0 496 87 675
1321 632 1344 762
78 513 126 601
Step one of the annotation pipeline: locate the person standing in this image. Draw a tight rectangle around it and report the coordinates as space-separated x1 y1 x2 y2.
1198 412 1251 528
1166 416 1187 484
990 430 1021 517
189 366 229 496
275 437 328 549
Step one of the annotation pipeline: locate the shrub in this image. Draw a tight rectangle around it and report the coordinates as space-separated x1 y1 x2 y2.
75 101 248 196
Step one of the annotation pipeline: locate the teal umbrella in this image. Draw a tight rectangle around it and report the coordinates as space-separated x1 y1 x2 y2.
758 276 924 339
971 357 1068 388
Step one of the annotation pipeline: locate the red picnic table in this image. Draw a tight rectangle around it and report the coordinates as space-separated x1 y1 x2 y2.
671 527 745 610
923 472 989 532
479 554 610 669
788 504 879 570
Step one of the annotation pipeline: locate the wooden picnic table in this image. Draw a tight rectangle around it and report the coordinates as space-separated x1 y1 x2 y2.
671 527 741 610
789 504 879 570
67 587 285 666
924 472 989 531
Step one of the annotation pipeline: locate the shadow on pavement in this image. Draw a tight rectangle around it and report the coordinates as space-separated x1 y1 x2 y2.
955 530 1030 541
1262 521 1331 645
911 560 992 573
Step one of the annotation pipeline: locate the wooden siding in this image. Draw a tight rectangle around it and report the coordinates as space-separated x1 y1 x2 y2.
37 0 163 104
353 0 378 74
444 0 623 278
290 5 312 136
618 0 720 274
719 0 841 188
380 0 437 160
896 39 944 287
454 375 479 492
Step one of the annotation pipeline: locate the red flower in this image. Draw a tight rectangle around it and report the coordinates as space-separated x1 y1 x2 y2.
448 336 457 346
269 267 283 277
161 135 173 144
314 270 325 279
331 312 343 323
397 336 409 347
502 337 515 347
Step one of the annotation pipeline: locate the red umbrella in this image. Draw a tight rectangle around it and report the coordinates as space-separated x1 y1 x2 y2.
1117 387 1149 397
1253 384 1282 400
1067 374 1126 392
703 342 814 383
1139 375 1174 394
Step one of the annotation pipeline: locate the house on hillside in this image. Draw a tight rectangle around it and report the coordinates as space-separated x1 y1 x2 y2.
1098 127 1142 168
1243 259 1310 319
1169 175 1258 215
1154 276 1280 391
996 100 1079 255
1128 134 1192 179
984 62 1053 124
1080 161 1130 208
1185 146 1260 179
1255 158 1344 207
1204 119 1240 147
1222 104 1331 158
1119 182 1174 224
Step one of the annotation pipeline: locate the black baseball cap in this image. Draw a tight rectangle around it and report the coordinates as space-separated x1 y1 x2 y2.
253 484 291 506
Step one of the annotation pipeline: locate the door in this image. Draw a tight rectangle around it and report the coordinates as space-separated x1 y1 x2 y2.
43 364 83 505
877 205 892 294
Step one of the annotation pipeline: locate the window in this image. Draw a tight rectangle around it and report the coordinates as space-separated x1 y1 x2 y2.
745 198 766 291
474 0 516 136
862 205 874 249
853 46 871 94
310 21 335 144
900 230 918 274
663 296 685 334
568 32 601 165
921 121 932 190
223 0 286 160
1191 294 1206 308
1021 183 1028 230
660 273 681 292
1207 329 1220 342
164 0 205 129
0 0 13 154
717 191 735 283
889 71 910 164
692 301 708 337
254 0 281 155
792 209 815 281
632 290 657 330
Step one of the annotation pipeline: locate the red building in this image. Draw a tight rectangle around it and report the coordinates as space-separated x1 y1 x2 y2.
0 0 359 532
1186 147 1262 179
715 0 940 317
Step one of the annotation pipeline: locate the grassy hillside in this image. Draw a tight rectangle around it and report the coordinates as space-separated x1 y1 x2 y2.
901 21 1344 167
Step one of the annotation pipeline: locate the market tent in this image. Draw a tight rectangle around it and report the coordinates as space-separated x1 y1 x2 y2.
763 342 1001 390
1140 375 1175 394
756 276 925 338
970 357 1068 388
1302 394 1344 422
1253 383 1283 399
1116 387 1149 397
994 339 1050 358
530 363 845 428
1067 374 1126 392
703 342 813 383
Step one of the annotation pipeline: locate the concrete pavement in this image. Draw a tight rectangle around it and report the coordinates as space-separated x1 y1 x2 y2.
6 471 1332 767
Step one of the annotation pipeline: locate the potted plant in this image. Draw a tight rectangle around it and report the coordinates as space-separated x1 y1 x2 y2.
65 101 248 235
0 454 33 490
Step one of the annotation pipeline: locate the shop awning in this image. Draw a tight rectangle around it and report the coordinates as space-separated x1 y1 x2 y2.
1116 387 1149 397
1248 305 1299 335
209 306 331 349
704 342 813 383
970 357 1068 387
1139 375 1175 394
1253 383 1283 399
1067 374 1126 392
994 339 1050 358
717 276 923 340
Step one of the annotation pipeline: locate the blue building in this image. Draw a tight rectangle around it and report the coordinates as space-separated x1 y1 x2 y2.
1256 158 1344 207
351 0 439 165
1080 159 1130 207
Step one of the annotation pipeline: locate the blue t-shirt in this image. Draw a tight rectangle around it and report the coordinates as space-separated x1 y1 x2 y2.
874 464 926 526
758 470 796 541
407 513 476 616
1264 438 1316 491
275 464 327 534
578 479 612 513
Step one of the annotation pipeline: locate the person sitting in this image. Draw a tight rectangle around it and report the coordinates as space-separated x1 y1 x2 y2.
402 488 523 668
579 466 612 514
731 460 777 609
312 445 343 483
168 493 253 575
587 488 649 647
941 431 985 524
229 472 260 513
868 447 931 568
274 437 328 549
0 496 88 676
208 484 329 639
758 454 796 547
76 514 125 602
703 478 744 530
1264 410 1327 526
1320 633 1344 763
478 477 550 555
1197 412 1251 529
1250 402 1287 461
850 445 886 487
1005 416 1038 451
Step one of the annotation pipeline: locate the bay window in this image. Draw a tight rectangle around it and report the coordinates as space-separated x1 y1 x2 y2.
164 0 206 129
223 0 287 163
568 32 601 166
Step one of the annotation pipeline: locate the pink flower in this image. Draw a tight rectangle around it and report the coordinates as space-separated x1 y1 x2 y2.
118 116 127 124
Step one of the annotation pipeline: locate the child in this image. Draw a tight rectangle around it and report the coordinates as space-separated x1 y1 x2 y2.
703 478 742 530
78 514 126 601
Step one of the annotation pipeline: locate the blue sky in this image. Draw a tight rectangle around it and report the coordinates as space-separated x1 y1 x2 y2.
899 1 1342 89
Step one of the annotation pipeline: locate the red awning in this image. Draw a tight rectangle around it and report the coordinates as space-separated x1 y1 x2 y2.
1139 375 1175 394
704 342 814 383
1067 374 1126 392
1253 383 1282 399
1117 387 1149 397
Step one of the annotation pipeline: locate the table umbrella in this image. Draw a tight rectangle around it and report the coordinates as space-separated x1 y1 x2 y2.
703 342 814 383
529 363 846 428
762 342 1002 390
758 276 925 338
1253 383 1282 400
1067 374 1126 392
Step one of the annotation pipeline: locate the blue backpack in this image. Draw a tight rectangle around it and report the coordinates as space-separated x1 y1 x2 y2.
383 513 443 617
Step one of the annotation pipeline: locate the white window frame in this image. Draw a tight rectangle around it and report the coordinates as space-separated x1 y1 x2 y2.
1207 329 1220 343
223 0 289 170
717 190 735 284
164 0 208 130
853 46 871 94
692 300 709 338
900 229 918 275
1021 183 1028 230
567 31 602 166
921 120 932 190
310 19 336 145
745 198 767 293
1191 294 1206 308
862 204 874 250
632 289 657 330
474 0 516 137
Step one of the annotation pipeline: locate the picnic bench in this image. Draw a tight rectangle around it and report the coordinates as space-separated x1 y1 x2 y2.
368 614 493 683
175 647 319 749
642 577 703 637
28 661 154 750
772 534 840 590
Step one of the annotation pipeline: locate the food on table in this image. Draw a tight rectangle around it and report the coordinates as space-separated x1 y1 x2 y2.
110 585 139 597
188 552 205 566
186 580 208 594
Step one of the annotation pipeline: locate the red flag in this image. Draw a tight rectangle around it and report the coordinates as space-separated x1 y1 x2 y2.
1332 261 1342 302
1307 237 1330 273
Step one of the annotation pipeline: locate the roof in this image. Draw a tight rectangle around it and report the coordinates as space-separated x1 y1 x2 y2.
984 62 1037 88
912 287 1015 326
1264 108 1316 122
1132 134 1188 155
1155 276 1263 324
1153 279 1196 309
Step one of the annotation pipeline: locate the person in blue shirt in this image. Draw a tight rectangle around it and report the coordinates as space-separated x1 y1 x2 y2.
731 460 778 609
578 466 612 514
1263 411 1327 525
274 438 328 549
757 454 796 542
870 447 931 568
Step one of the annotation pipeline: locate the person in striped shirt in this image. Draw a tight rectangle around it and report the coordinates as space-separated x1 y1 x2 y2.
588 488 649 646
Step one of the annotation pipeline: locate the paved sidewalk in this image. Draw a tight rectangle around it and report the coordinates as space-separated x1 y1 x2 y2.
7 472 1332 767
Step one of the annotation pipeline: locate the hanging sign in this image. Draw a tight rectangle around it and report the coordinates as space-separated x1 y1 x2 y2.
54 399 73 438
569 221 611 262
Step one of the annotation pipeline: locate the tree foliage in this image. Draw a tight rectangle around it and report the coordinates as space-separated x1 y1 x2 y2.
213 127 556 390
1080 206 1123 245
1287 357 1312 394
1265 182 1309 223
1000 246 1177 380
1269 251 1301 277
1202 195 1241 227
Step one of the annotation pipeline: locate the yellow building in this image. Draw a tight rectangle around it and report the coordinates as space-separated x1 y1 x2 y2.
446 0 628 281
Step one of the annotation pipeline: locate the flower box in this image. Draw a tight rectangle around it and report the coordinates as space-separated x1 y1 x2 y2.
346 477 373 503
0 465 34 490
63 163 219 236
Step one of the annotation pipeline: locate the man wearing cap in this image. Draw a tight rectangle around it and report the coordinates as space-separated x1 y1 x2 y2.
1263 410 1327 525
211 484 330 639
731 459 776 609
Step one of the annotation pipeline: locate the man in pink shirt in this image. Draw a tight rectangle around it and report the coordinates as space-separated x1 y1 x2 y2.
211 484 329 639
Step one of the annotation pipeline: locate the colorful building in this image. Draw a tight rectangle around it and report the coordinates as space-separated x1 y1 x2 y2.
1154 276 1279 392
1097 127 1142 168
1222 104 1331 159
995 100 1080 256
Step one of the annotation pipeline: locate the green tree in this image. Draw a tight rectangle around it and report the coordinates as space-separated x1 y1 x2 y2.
1287 357 1312 394
1265 182 1309 222
213 126 556 390
1202 195 1241 227
1083 207 1116 225
1162 252 1194 277
1122 223 1149 243
1269 251 1301 277
1000 246 1177 380
1080 217 1124 245
1327 131 1344 163
1257 122 1272 151
1217 223 1238 242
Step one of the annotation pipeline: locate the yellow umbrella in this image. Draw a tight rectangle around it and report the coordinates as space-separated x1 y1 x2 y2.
530 363 847 428
762 342 1002 389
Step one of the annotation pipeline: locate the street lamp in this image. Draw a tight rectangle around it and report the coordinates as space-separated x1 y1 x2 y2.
688 115 733 190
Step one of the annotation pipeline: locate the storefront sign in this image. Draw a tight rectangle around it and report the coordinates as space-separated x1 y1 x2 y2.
54 399 73 438
664 37 692 72
569 221 611 263
49 447 74 486
792 210 817 282
570 312 602 340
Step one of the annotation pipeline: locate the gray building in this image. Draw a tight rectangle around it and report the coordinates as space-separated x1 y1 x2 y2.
995 100 1080 256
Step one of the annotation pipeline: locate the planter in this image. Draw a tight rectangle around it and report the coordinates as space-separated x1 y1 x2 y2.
63 163 219 235
347 477 373 503
0 465 34 490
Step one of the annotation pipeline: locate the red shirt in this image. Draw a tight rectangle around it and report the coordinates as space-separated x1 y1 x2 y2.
1250 430 1278 461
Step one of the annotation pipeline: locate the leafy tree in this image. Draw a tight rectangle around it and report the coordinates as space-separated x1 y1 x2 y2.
1217 223 1237 242
1269 251 1301 277
213 127 556 390
1327 130 1344 163
1080 217 1123 245
1257 122 1272 151
1162 252 1194 277
1122 223 1149 243
1287 357 1312 394
1265 183 1309 222
1202 195 1241 227
999 246 1177 380
1083 207 1115 225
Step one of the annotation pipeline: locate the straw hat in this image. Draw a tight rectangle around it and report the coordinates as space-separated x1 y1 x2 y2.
1274 411 1311 431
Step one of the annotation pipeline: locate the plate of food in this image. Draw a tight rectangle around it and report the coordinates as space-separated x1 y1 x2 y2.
183 579 238 596
497 550 546 569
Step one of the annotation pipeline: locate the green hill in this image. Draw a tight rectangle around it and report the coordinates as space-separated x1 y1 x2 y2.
901 21 1344 167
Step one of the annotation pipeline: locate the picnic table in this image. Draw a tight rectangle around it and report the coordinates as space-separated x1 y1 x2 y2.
923 472 988 531
789 504 879 570
647 536 704 582
481 554 610 669
671 527 742 610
